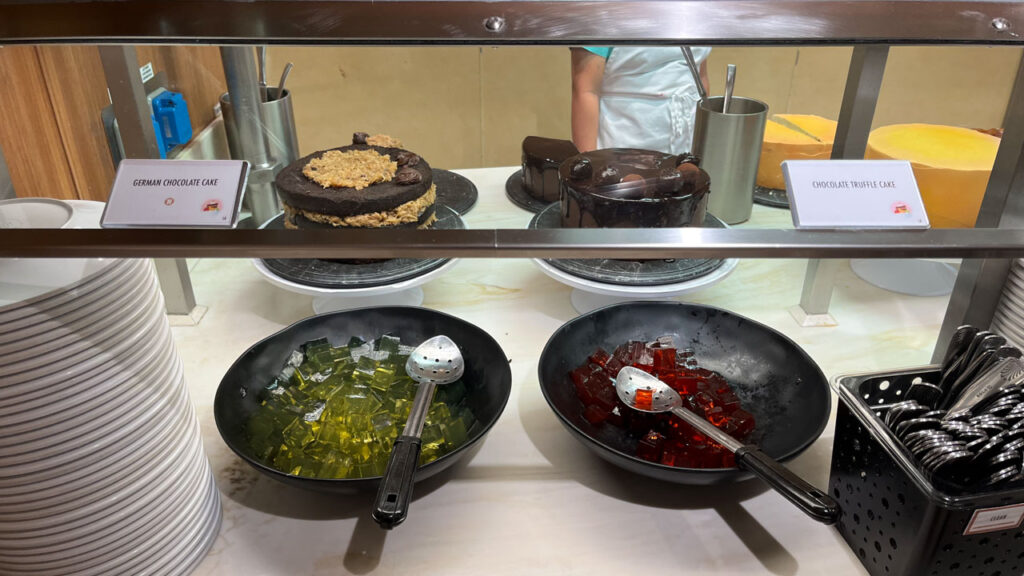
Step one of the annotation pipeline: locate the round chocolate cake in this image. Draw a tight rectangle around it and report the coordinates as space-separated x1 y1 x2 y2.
559 149 710 229
275 133 436 231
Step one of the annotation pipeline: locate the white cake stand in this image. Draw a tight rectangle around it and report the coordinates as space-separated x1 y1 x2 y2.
532 257 739 314
252 258 460 313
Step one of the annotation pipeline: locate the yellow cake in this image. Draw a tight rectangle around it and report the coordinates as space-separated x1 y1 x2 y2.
865 123 1000 228
756 118 832 189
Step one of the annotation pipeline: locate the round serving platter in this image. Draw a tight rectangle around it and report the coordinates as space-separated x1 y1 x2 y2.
432 169 478 215
504 168 552 213
753 185 789 209
529 204 730 286
259 204 464 289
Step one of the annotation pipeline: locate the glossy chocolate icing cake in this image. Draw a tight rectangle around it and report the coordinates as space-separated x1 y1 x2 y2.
522 136 579 203
275 132 436 231
559 149 710 228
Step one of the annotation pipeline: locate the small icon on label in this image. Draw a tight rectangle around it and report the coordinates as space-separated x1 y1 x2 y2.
164 197 175 207
892 201 911 216
202 199 222 213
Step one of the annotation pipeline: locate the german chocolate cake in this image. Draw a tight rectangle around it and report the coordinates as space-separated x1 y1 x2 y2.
522 136 579 203
559 149 710 228
275 132 436 230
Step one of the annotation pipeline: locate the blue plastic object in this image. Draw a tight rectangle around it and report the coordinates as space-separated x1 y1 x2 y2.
151 90 192 158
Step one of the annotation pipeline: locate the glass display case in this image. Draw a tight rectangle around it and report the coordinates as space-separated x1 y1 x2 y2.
3 2 1024 575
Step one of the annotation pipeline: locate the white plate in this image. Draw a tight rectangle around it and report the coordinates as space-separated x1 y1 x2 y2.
0 259 144 332
0 320 172 416
0 411 195 517
0 259 149 343
0 369 189 476
0 293 167 394
0 337 176 433
0 440 206 553
0 269 157 358
5 473 216 576
0 355 182 458
0 371 190 485
0 414 195 509
992 310 1024 344
997 293 1024 324
0 429 205 541
0 198 73 229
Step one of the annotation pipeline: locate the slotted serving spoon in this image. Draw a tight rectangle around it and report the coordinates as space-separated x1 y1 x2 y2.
372 335 465 529
615 367 839 524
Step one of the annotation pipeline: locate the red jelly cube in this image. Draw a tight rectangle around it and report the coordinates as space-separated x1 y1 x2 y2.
721 452 737 468
667 372 702 396
589 348 611 367
607 405 625 427
705 405 728 427
612 344 632 366
604 358 625 378
591 382 618 412
722 409 756 439
636 430 665 462
628 341 654 368
652 348 677 375
716 390 741 413
635 388 654 411
582 404 611 425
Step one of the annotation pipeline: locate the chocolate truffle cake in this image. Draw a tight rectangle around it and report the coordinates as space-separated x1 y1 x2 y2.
275 133 436 231
522 136 579 203
559 149 710 229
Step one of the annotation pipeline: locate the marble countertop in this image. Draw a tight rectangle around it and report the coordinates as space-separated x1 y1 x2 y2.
175 167 950 576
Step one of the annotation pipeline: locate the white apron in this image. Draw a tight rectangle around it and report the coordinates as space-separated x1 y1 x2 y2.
596 46 711 154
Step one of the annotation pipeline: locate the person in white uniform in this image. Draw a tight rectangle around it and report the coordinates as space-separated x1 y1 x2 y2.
571 46 711 154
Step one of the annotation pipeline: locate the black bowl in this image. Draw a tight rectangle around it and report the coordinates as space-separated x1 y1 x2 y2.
538 301 830 485
215 306 512 494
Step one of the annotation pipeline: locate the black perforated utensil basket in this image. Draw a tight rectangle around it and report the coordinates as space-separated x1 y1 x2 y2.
832 367 1024 576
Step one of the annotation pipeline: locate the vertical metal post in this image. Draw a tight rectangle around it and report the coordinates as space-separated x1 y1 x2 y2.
932 53 1024 362
220 46 281 226
0 143 13 200
99 45 198 317
793 45 889 326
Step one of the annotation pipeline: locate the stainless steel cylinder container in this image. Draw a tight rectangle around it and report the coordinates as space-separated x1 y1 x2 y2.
220 87 299 169
691 96 768 225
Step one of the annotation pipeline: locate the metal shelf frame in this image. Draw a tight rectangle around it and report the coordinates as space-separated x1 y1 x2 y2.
3 0 1024 356
2 1 1024 46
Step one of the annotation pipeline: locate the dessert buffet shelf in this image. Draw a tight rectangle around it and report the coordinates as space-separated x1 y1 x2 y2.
5 226 1024 260
1 0 1023 45
181 167 944 575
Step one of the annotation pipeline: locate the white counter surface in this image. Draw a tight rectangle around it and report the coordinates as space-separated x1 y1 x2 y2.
177 167 949 576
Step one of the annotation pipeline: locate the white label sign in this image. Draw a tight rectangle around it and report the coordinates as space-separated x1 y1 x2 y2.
139 62 155 83
102 160 249 228
964 504 1024 535
783 160 929 229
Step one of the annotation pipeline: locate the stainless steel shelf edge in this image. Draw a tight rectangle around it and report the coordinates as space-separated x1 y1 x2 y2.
5 228 1024 259
1 1 1023 45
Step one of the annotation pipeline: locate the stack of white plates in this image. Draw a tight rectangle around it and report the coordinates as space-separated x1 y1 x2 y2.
0 200 220 575
992 259 1024 348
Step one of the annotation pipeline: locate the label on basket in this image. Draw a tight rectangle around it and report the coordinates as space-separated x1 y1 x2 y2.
964 504 1024 535
782 160 929 229
102 159 249 228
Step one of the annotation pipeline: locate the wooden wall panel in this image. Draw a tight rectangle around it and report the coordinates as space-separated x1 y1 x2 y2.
36 46 117 202
0 46 78 199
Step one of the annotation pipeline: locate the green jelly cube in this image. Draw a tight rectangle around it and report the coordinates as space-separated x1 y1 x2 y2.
371 412 393 431
370 366 396 392
347 336 366 348
282 419 315 450
426 402 451 426
441 418 469 450
439 380 466 406
376 334 402 354
343 393 382 416
273 445 295 471
392 398 412 421
286 350 304 368
355 355 378 373
248 412 277 442
317 452 353 479
302 338 331 356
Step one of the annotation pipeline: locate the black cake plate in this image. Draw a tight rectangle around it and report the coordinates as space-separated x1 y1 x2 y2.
259 204 465 290
528 204 729 287
753 185 790 209
505 169 553 213
433 169 478 215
